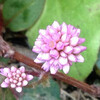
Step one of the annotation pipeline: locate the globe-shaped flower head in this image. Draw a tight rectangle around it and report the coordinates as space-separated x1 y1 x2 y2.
0 66 33 92
32 21 86 74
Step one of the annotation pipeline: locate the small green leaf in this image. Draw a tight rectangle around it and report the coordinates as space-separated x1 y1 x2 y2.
96 51 100 69
27 0 100 81
3 0 45 31
0 57 9 64
19 78 60 100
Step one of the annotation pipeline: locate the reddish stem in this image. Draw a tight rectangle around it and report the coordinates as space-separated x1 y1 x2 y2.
0 36 100 97
13 51 99 97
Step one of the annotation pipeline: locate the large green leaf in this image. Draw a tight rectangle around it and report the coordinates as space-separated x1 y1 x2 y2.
27 0 100 81
19 78 60 100
3 0 45 31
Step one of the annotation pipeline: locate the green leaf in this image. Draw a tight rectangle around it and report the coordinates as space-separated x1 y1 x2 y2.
0 57 9 64
3 0 45 31
96 51 100 69
27 0 100 81
19 78 60 100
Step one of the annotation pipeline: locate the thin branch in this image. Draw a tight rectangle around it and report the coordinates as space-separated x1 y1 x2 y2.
13 51 100 97
0 36 100 97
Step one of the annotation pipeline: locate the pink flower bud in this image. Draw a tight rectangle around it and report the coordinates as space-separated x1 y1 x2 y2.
0 66 33 93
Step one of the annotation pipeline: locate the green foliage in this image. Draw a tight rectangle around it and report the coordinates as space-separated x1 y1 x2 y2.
96 51 100 69
19 78 60 100
0 0 3 3
3 0 45 31
0 88 15 100
0 0 5 3
26 0 100 81
0 57 9 64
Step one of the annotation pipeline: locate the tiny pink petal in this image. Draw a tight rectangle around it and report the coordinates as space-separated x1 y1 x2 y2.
13 80 17 84
79 46 87 52
16 69 21 74
34 58 44 63
67 25 74 34
26 75 33 81
64 46 73 54
41 44 49 52
59 57 68 65
61 22 67 34
63 64 70 74
68 54 76 62
1 82 9 88
35 40 43 47
19 66 25 73
73 47 81 54
32 46 41 53
61 33 67 42
42 62 50 72
7 73 12 78
48 27 56 35
11 84 16 88
78 38 85 44
53 60 58 66
11 66 17 72
73 29 80 36
66 35 71 42
16 87 22 93
10 78 13 82
3 68 10 76
70 36 79 46
56 41 64 50
19 77 23 81
69 61 72 66
50 66 58 74
60 51 67 57
52 33 60 42
21 73 26 78
52 21 60 30
50 49 59 58
42 35 52 43
49 59 54 65
37 53 51 61
4 78 10 84
17 82 22 86
76 54 84 62
22 80 28 86
39 29 46 36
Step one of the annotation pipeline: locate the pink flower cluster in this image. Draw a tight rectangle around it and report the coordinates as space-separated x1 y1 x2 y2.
32 21 86 74
0 66 33 92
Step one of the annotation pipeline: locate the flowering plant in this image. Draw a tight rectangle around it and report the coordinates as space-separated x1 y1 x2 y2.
0 0 100 99
0 66 33 92
33 21 86 74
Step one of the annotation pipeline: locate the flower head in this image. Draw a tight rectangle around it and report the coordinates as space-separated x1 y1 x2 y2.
32 21 86 74
0 66 33 92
